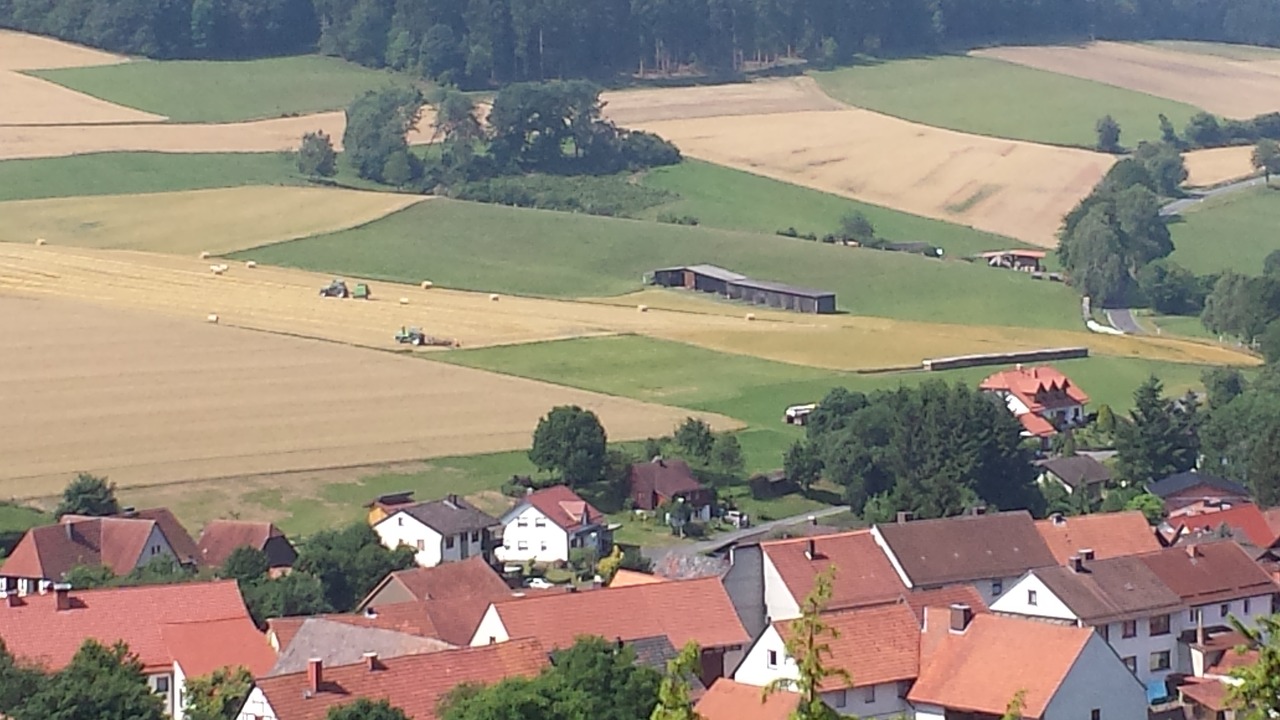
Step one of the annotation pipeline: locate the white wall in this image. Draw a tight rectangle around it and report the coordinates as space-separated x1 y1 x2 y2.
374 513 445 567
138 525 178 568
497 505 570 563
910 701 947 720
147 671 176 717
437 528 487 564
172 661 187 720
1183 595 1274 635
823 684 907 718
761 553 801 622
470 605 510 646
1004 393 1031 416
1044 634 1147 720
991 574 1081 622
236 687 276 720
1098 615 1178 685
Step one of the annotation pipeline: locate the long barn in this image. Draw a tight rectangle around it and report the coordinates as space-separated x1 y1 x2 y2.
651 265 836 314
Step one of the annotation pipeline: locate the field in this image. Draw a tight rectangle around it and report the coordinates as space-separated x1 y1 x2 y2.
600 77 845 124
811 55 1201 148
630 107 1113 247
0 293 734 499
974 42 1280 119
1169 185 1280 274
0 186 424 254
1184 147 1259 187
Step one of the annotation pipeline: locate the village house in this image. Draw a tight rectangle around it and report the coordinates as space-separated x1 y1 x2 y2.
696 679 799 720
372 494 498 567
1177 504 1280 555
496 485 611 564
871 510 1059 607
979 364 1089 440
197 520 297 574
267 617 452 675
362 491 418 525
470 576 749 685
1033 510 1161 564
357 555 512 608
0 580 275 719
758 530 909 624
236 639 548 720
1035 455 1113 499
1147 472 1251 516
628 458 715 522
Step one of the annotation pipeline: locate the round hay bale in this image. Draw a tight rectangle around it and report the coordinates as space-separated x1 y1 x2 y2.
206 314 219 324
199 251 210 260
745 313 756 321
399 297 409 305
244 260 257 269
211 266 224 276
421 281 434 290
34 238 46 246
489 293 500 302
637 304 649 313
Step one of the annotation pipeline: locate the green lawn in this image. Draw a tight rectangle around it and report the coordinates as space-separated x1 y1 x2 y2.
0 503 52 558
1169 186 1280 275
636 160 1028 258
811 55 1202 148
30 56 422 123
234 198 1083 329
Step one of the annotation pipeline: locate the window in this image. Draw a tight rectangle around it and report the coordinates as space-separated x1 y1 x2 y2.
471 531 480 543
398 517 404 526
540 542 548 552
1098 624 1110 641
415 539 425 551
992 580 1004 597
1221 603 1231 619
1245 598 1252 614
445 536 456 549
1123 656 1137 673
517 541 528 551
1150 614 1171 636
865 685 876 703
535 518 547 528
1150 651 1171 672
1122 620 1137 638
155 676 170 694
831 690 847 708
517 518 528 527
766 650 778 668
1027 589 1038 606
1091 710 1101 720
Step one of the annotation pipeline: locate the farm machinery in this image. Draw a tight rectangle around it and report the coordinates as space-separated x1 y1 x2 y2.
395 327 459 348
319 279 371 299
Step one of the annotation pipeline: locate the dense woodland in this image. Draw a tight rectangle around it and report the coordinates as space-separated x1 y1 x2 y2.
6 0 1280 84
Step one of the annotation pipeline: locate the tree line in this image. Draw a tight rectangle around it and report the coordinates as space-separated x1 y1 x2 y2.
10 0 1280 84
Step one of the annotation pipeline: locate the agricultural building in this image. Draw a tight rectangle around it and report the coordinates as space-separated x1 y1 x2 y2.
651 265 836 314
981 249 1046 272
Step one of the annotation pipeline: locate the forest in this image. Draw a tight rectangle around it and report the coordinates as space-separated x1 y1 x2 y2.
6 0 1280 86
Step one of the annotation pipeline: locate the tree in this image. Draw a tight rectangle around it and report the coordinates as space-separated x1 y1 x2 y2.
1138 260 1206 315
838 211 875 243
1227 613 1280 720
1002 689 1029 720
1261 318 1280 363
1135 142 1189 197
1252 139 1280 184
763 566 849 720
1124 492 1166 524
1203 367 1247 408
710 434 744 476
1096 115 1121 152
381 150 415 186
296 130 337 178
55 472 119 518
0 640 41 717
343 86 424 182
650 641 702 720
432 87 484 145
64 564 117 589
1265 249 1280 277
673 417 715 462
327 699 411 720
241 570 329 626
14 640 165 720
1114 376 1199 484
529 405 608 485
222 546 270 584
184 666 255 720
1186 112 1224 147
294 521 414 612
784 441 823 495
1159 113 1180 146
1096 404 1117 434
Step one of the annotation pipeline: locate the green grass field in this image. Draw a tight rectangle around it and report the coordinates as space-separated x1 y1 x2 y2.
31 56 422 123
1169 186 1280 275
637 160 1028 258
811 55 1202 148
235 198 1083 329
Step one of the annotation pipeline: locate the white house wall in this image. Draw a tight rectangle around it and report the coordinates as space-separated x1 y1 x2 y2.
1043 634 1147 720
469 605 511 646
173 661 187 720
236 687 276 720
991 574 1080 622
910 701 947 720
374 513 445 567
497 505 570 563
972 576 1022 608
823 684 908 718
1004 394 1031 416
438 528 487 564
761 553 801 622
734 626 794 687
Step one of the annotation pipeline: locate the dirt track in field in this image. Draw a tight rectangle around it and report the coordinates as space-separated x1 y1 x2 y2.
1184 146 1258 187
0 293 737 496
973 42 1280 119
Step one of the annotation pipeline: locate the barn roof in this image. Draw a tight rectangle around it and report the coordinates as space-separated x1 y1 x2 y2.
728 278 835 299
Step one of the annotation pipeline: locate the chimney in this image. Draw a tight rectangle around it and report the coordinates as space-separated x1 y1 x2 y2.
970 505 988 516
1050 512 1065 526
808 515 817 526
1 591 17 608
53 583 72 611
120 506 137 517
804 538 816 560
65 522 74 541
1080 548 1095 561
363 606 378 619
1187 544 1201 560
896 511 914 524
949 603 973 633
615 637 625 652
445 494 458 508
525 486 534 496
1069 555 1085 573
363 652 380 671
1196 609 1205 646
307 658 322 693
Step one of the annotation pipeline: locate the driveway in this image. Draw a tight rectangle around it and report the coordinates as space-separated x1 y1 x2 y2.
1160 175 1267 217
644 504 850 560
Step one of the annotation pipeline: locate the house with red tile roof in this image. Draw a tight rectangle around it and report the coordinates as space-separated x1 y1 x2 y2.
237 638 548 720
1034 511 1162 564
197 520 297 573
760 530 908 622
628 458 714 520
1177 503 1280 553
355 556 512 609
696 679 798 720
980 364 1089 440
2 514 189 594
495 485 611 564
469 576 749 684
0 580 274 718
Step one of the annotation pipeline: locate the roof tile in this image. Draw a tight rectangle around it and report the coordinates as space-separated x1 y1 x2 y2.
391 497 498 537
874 511 1058 587
696 679 798 720
518 486 605 531
1034 511 1161 564
980 365 1090 412
160 616 277 677
1139 541 1279 606
197 520 289 567
774 602 919 689
1031 555 1184 623
762 530 907 611
1180 505 1278 549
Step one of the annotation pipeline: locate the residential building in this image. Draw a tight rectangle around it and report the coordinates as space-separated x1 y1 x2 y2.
979 364 1089 439
2 515 183 593
1034 511 1161 564
909 607 1147 720
237 639 548 720
372 494 498 567
1147 472 1250 515
470 576 749 684
197 520 297 573
356 555 512 608
734 602 920 718
871 510 1058 606
117 508 202 566
759 531 908 623
1036 455 1112 499
496 485 611 564
0 580 275 719
1177 504 1279 553
267 617 452 675
697 679 799 720
1141 542 1278 644
629 458 715 521
609 569 666 587
362 491 418 526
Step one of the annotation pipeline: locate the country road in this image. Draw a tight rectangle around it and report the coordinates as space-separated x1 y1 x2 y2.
1105 308 1146 334
1160 175 1267 216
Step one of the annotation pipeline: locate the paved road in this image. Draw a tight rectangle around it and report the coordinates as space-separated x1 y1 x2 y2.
1160 175 1267 216
1105 308 1146 334
644 504 850 560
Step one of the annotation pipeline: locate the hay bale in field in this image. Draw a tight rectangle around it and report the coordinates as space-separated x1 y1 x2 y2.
489 294 500 302
34 238 46 246
399 297 409 305
421 281 434 289
199 251 210 259
746 313 756 321
244 260 257 269
206 314 219 324
211 265 225 275
638 304 649 312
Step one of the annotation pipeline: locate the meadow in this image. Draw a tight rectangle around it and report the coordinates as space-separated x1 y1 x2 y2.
30 55 422 122
1169 186 1280 274
235 198 1085 329
811 54 1201 148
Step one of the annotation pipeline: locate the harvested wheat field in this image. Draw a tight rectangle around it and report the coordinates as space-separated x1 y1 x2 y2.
0 293 736 496
601 77 845 125
0 29 129 71
1184 146 1258 187
631 109 1114 246
973 42 1280 119
0 186 425 255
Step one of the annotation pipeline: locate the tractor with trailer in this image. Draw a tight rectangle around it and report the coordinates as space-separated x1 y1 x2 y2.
319 279 371 299
395 327 459 348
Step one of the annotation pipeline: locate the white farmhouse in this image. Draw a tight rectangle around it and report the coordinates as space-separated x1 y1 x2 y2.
372 494 498 567
979 364 1089 441
496 485 610 564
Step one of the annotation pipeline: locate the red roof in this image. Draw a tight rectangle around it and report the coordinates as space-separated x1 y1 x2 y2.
1179 678 1232 711
1180 504 1279 549
3 517 162 581
160 616 277 677
486 577 749 649
696 679 798 720
902 586 989 624
1139 542 1279 606
629 459 708 501
359 556 512 607
980 365 1089 413
0 580 265 673
520 485 605 531
1034 511 1162 564
774 602 919 690
254 638 548 720
1018 413 1058 438
124 509 201 565
197 520 290 567
761 530 907 611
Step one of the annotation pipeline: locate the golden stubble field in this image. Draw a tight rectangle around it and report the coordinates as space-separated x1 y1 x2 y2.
1184 146 1258 187
973 42 1280 119
0 293 738 498
600 77 845 125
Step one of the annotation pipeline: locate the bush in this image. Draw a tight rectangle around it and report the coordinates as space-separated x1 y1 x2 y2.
619 131 682 168
657 213 699 225
451 174 674 216
776 227 799 238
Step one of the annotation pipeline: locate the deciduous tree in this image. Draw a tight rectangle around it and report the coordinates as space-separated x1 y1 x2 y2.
295 522 414 612
55 472 119 518
343 86 424 182
710 434 744 476
14 640 165 720
1096 115 1121 152
184 666 255 720
1252 139 1280 184
650 641 702 720
764 566 849 720
222 546 270 584
673 417 715 463
327 699 411 720
1227 614 1280 720
296 130 337 178
529 405 608 485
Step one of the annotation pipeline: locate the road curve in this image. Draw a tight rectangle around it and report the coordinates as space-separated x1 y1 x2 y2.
1105 308 1145 334
1160 175 1268 216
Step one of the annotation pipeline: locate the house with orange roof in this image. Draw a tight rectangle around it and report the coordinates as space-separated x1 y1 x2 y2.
496 485 611 564
197 520 297 574
236 639 549 720
696 679 799 720
1177 503 1280 553
0 580 274 719
609 568 665 587
1034 511 1161 564
980 364 1089 440
759 530 909 623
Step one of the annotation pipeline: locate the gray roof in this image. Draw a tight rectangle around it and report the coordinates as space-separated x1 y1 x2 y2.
268 618 453 675
400 497 499 535
1033 556 1183 624
728 277 835 299
626 636 707 691
686 265 748 282
1146 472 1248 500
875 511 1058 586
1039 455 1112 489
